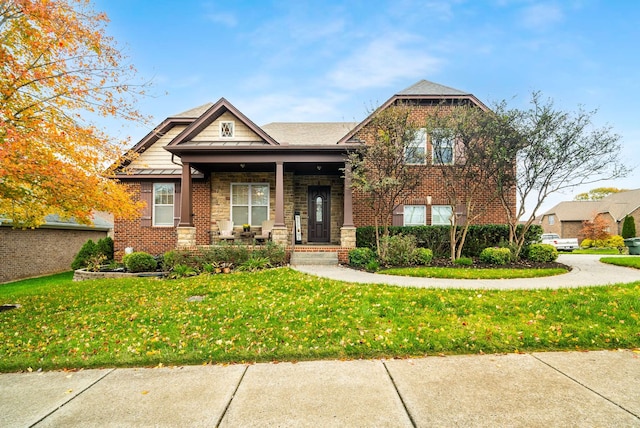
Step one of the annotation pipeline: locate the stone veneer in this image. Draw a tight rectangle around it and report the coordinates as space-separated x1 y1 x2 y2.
210 171 345 245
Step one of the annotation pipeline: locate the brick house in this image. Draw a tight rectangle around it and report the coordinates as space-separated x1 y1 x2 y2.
113 80 514 261
541 189 640 240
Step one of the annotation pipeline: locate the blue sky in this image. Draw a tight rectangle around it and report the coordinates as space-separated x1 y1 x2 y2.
94 0 640 213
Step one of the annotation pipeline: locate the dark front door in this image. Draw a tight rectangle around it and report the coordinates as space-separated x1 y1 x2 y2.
308 186 330 242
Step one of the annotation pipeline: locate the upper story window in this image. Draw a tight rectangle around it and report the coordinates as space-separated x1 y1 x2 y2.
431 205 452 226
153 183 174 226
548 214 555 225
432 129 454 165
405 128 426 164
220 121 234 138
404 205 426 226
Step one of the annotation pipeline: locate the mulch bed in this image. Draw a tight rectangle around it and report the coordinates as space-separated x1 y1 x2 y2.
428 257 571 271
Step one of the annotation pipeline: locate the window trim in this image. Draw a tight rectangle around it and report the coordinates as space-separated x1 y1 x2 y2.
405 128 427 165
220 120 235 138
431 205 453 226
431 129 454 165
152 182 175 227
404 205 426 226
230 182 270 226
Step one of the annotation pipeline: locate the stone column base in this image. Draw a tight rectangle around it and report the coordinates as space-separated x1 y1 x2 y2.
177 227 197 248
340 226 356 248
271 226 288 247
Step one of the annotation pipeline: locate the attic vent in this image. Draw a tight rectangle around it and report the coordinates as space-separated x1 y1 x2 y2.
220 121 234 138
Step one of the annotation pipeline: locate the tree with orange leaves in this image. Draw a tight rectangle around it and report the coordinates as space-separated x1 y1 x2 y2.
0 0 147 227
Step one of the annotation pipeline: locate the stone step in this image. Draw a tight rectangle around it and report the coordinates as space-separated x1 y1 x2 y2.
290 251 339 266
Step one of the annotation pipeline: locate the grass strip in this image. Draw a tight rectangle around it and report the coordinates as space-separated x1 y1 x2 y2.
379 266 567 279
600 257 640 269
0 269 638 372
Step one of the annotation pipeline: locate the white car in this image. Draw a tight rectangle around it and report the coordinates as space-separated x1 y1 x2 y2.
540 233 579 251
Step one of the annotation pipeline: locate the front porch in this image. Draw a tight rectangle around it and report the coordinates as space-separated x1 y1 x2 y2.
171 147 357 251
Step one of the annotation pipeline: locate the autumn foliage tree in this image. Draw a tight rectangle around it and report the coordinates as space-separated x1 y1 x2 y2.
0 0 147 227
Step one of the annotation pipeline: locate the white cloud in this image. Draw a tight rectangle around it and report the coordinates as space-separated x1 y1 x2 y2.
238 93 347 124
206 12 237 27
520 3 564 31
328 35 442 90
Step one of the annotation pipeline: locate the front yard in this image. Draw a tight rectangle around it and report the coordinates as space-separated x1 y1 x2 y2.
0 269 638 372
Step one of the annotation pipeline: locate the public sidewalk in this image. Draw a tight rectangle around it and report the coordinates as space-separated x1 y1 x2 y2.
1 350 639 427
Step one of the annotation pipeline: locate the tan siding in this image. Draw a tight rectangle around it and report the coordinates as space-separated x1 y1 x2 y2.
191 112 265 143
129 125 187 169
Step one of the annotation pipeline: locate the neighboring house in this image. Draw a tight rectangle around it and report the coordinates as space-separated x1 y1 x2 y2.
541 188 640 240
113 80 514 261
0 214 112 283
540 201 601 240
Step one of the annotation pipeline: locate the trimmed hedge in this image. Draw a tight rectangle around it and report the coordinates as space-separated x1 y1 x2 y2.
479 247 512 265
527 244 558 262
356 224 542 257
123 251 157 273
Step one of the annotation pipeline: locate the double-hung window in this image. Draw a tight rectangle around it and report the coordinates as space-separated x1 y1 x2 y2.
404 205 426 226
153 183 174 226
431 205 453 226
432 129 454 165
231 183 269 226
405 128 426 164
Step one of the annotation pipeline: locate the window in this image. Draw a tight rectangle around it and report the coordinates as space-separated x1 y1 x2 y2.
432 205 452 225
405 128 426 164
153 183 174 226
548 214 555 225
404 205 426 226
220 121 234 138
432 129 454 165
231 183 269 226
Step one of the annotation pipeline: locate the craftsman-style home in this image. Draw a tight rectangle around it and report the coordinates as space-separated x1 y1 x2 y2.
113 80 513 262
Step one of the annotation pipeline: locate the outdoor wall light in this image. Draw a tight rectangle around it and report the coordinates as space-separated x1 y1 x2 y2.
240 163 245 169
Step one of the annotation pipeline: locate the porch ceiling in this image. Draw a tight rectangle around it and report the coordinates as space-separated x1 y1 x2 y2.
192 161 344 175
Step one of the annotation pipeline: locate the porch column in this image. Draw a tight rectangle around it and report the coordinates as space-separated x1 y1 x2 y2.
275 161 285 227
178 162 193 227
343 161 354 227
271 160 288 246
340 161 356 248
177 162 196 248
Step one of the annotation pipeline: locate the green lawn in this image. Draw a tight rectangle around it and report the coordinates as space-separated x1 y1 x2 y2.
571 248 622 255
380 266 567 279
600 257 640 269
0 270 638 372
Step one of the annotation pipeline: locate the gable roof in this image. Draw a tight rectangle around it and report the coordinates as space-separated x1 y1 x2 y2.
543 189 640 222
167 97 279 147
597 188 640 221
544 201 602 221
261 122 358 145
397 80 470 96
337 79 488 144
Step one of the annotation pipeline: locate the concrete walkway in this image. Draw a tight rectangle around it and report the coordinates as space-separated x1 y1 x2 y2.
1 350 638 427
293 254 640 289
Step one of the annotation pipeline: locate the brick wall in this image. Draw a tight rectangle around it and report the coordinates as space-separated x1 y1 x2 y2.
0 227 107 283
113 178 211 259
352 103 515 227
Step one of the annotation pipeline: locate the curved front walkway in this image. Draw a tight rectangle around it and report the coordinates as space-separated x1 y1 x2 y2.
292 254 640 290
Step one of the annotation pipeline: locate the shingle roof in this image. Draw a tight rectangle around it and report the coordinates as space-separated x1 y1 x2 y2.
397 79 470 96
544 201 602 221
172 103 215 118
598 188 640 221
544 189 640 222
261 122 358 145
